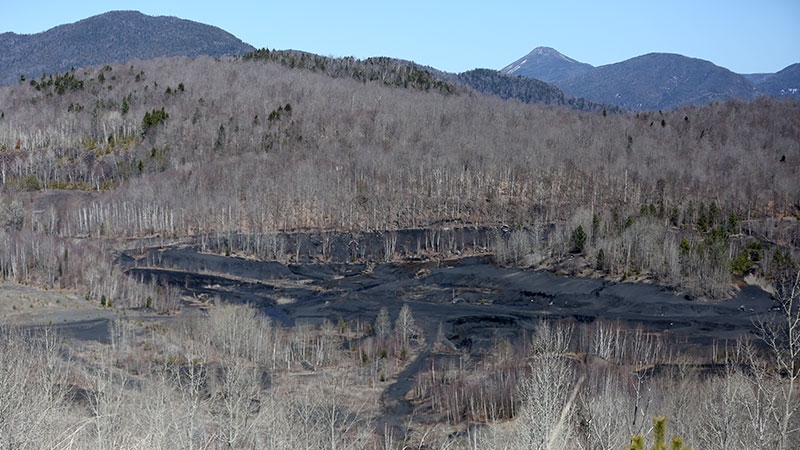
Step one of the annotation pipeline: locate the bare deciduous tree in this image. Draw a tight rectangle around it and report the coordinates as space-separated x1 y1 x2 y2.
395 303 416 349
375 306 391 340
755 269 800 450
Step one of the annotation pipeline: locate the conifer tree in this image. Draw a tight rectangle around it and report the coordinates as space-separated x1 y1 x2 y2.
626 416 692 450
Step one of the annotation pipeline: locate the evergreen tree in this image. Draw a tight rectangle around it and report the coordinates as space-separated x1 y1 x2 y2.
708 201 720 228
626 416 692 450
570 225 587 254
669 206 680 227
696 202 708 232
141 107 169 135
683 202 694 227
679 237 691 257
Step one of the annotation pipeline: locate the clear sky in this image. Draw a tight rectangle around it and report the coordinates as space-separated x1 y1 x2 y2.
2 1 798 74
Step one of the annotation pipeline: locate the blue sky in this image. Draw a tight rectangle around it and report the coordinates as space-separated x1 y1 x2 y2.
2 1 798 74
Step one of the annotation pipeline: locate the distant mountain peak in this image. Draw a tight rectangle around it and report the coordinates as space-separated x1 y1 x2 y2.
0 10 255 86
500 47 593 83
500 47 800 110
529 46 579 63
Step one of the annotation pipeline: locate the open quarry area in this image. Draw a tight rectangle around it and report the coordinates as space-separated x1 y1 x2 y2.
3 234 797 449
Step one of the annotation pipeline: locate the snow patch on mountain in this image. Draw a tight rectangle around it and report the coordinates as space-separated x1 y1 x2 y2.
504 59 527 74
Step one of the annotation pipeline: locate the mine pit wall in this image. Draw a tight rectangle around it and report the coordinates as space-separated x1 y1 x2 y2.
194 226 531 264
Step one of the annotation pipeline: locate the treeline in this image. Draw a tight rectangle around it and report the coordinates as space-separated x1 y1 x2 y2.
240 49 620 112
0 55 797 297
242 48 459 94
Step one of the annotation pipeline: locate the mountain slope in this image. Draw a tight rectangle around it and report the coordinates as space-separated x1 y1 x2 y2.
756 63 800 98
450 68 618 113
553 53 757 110
456 68 566 104
743 73 773 84
241 50 615 112
0 10 254 86
500 47 593 82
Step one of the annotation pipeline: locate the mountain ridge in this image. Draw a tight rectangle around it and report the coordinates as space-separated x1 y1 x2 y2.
502 47 800 109
3 12 798 112
0 10 255 86
755 63 800 98
554 52 758 110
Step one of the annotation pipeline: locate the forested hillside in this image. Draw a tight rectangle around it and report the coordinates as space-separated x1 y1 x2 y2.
0 54 797 299
450 68 619 112
0 49 799 450
243 49 612 111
